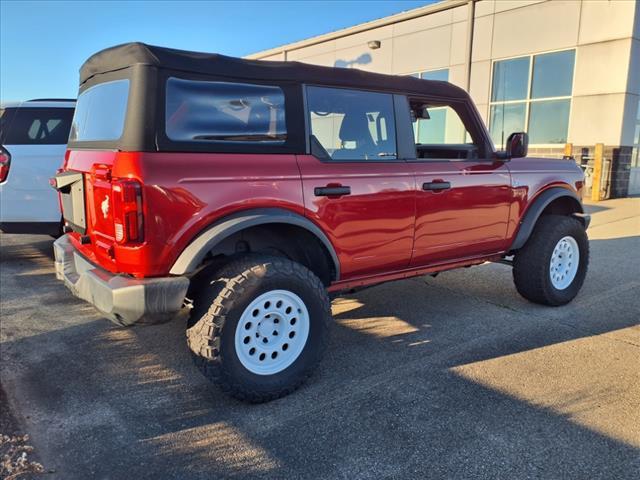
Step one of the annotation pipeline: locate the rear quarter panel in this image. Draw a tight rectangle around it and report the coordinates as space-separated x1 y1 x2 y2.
131 152 305 276
506 157 585 241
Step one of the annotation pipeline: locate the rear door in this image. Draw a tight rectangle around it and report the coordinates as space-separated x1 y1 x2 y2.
0 105 74 223
406 98 512 266
297 86 416 280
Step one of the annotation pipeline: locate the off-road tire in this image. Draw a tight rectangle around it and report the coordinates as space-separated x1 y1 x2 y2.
186 255 332 402
513 214 589 306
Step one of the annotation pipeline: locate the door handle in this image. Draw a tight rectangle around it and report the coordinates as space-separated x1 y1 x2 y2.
422 181 451 191
314 186 351 197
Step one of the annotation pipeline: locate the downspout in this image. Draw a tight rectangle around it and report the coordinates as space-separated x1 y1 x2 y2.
465 0 476 92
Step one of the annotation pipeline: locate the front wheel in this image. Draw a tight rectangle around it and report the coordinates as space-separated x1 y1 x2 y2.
513 215 589 306
187 255 331 403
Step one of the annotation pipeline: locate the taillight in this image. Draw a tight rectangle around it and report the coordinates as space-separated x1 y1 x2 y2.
112 179 143 244
0 147 11 183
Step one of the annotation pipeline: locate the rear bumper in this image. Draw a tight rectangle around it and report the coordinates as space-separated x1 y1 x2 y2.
53 235 189 326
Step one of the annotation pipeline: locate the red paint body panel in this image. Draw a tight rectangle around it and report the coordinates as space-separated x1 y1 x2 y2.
65 150 304 278
410 160 512 265
505 157 585 241
62 148 584 288
296 154 415 279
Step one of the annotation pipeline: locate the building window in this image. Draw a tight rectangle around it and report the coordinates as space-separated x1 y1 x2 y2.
632 99 640 168
489 50 575 147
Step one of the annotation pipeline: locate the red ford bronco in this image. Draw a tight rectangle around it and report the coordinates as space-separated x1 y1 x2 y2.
53 43 589 402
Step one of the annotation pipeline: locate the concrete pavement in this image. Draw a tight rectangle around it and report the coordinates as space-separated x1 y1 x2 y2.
0 197 638 479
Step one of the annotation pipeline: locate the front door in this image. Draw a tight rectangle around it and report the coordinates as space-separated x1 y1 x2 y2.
297 86 415 280
406 98 512 266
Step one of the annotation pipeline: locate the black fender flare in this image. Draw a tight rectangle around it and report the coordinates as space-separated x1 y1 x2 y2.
510 187 587 251
169 208 340 279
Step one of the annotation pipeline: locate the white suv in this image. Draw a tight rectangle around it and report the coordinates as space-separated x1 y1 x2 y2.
0 99 75 236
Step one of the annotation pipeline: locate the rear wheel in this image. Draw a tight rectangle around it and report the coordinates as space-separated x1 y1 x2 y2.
187 255 331 402
513 215 589 306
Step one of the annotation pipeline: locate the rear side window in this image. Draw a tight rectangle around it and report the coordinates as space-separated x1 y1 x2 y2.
165 77 286 143
306 86 397 161
0 107 74 145
69 79 129 142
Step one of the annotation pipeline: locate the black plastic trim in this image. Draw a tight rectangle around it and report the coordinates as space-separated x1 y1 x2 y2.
393 94 416 161
169 207 340 280
423 181 451 191
314 186 351 196
510 187 584 251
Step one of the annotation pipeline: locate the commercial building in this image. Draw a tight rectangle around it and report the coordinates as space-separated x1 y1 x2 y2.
248 0 640 197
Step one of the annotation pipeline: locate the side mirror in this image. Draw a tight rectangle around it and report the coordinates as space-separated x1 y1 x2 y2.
506 132 528 159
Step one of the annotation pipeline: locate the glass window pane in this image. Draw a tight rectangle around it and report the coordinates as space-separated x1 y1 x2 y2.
165 78 286 143
2 107 74 145
421 69 449 82
631 147 639 168
531 50 575 99
415 107 467 144
306 86 397 161
28 120 41 140
70 79 129 142
491 57 530 102
489 103 526 148
528 99 571 144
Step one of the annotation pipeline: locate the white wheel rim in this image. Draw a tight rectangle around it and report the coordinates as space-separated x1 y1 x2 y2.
549 236 580 290
234 289 310 375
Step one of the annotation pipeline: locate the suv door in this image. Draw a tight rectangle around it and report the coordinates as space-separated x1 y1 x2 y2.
297 86 415 280
405 97 512 266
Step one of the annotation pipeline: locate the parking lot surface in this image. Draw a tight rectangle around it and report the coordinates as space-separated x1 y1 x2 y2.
1 198 639 479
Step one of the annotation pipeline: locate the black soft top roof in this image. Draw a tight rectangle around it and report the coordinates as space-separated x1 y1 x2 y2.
80 42 470 100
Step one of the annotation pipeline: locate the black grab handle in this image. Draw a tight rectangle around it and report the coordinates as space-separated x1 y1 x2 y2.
422 181 451 191
314 186 351 197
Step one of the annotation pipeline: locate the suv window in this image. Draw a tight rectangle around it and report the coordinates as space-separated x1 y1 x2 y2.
166 78 286 143
69 79 129 142
0 107 74 145
410 99 478 160
306 86 397 161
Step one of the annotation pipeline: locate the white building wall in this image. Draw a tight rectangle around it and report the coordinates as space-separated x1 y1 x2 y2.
249 0 637 148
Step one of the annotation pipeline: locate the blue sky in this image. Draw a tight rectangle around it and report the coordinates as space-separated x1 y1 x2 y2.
1 0 432 101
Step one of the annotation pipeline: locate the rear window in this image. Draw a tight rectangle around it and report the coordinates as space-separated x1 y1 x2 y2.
0 107 74 145
165 77 286 143
69 79 129 142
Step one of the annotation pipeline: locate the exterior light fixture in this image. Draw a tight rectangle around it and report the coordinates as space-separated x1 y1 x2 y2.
368 40 381 50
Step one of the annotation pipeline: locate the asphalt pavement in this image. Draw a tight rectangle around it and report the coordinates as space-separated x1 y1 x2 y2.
1 197 638 479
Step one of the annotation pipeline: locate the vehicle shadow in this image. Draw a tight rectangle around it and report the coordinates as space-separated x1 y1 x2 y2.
1 236 638 479
0 234 55 261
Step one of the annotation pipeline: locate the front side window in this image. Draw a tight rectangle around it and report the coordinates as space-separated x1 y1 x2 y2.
306 86 397 161
1 107 74 145
410 99 478 160
69 79 129 142
166 78 286 143
489 50 575 147
413 104 468 146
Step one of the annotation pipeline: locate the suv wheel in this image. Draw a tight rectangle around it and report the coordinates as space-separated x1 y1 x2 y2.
513 215 589 306
187 255 331 402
